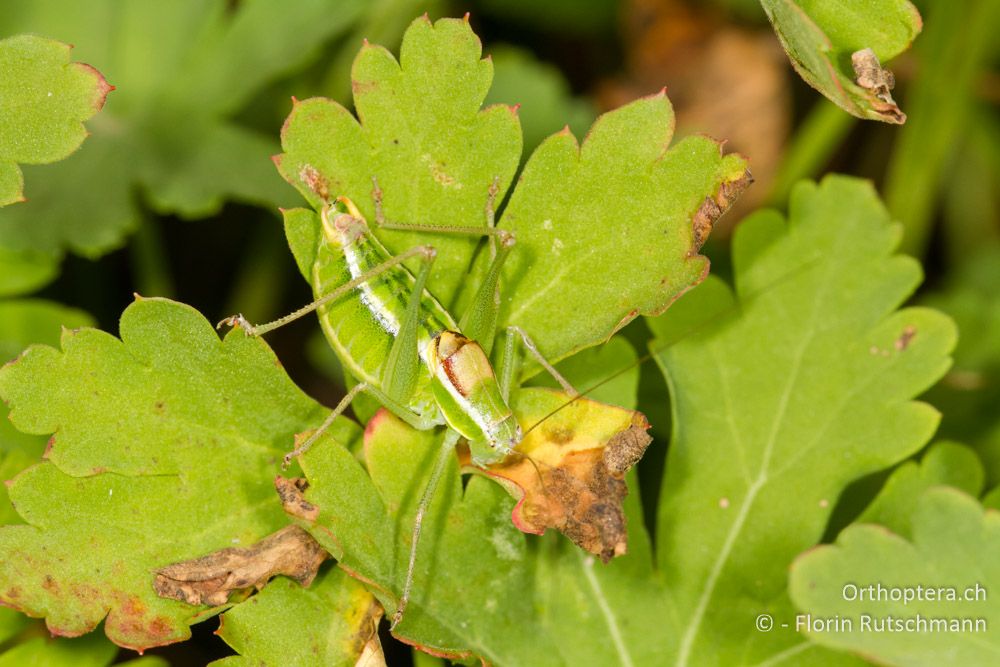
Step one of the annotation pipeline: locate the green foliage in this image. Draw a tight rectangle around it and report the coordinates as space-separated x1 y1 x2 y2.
0 248 57 297
0 607 29 645
921 248 1000 484
280 16 749 363
498 95 748 363
0 246 110 660
856 441 984 537
0 282 92 524
277 176 953 664
0 0 367 258
0 34 109 207
298 415 529 661
0 632 117 667
791 489 999 665
527 336 639 407
0 9 986 666
760 0 921 122
647 175 955 664
277 16 522 306
290 385 647 664
0 299 345 648
0 297 92 525
214 566 382 666
883 0 1000 255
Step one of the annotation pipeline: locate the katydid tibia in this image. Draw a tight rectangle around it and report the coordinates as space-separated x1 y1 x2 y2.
220 183 582 626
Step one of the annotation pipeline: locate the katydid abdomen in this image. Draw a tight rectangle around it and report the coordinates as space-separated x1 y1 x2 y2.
312 198 521 464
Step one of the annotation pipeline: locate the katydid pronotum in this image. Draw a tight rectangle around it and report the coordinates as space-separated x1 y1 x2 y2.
220 179 597 627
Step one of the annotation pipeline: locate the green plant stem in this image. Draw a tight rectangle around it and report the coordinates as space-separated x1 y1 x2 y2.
884 0 1000 257
943 112 1000 265
129 211 174 298
411 648 446 667
767 100 855 207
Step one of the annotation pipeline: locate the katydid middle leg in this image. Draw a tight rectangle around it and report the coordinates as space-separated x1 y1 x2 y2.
217 242 436 338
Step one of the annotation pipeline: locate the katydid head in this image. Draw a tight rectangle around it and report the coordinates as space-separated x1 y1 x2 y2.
319 197 370 245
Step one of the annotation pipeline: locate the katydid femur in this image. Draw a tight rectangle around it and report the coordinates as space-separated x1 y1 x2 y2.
220 183 578 626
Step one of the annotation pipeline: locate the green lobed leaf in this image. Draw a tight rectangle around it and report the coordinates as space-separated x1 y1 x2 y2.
791 488 999 665
294 407 543 663
0 298 353 650
529 472 671 667
0 631 118 667
278 16 748 337
0 298 93 525
277 16 522 306
0 247 58 297
760 0 921 123
0 449 34 526
213 566 384 667
0 298 92 365
647 175 956 664
856 441 984 538
318 0 444 105
0 34 110 207
498 94 749 365
0 0 366 257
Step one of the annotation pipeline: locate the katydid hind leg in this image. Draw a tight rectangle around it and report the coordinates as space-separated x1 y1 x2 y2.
383 245 437 405
458 231 515 353
496 328 519 402
392 428 462 629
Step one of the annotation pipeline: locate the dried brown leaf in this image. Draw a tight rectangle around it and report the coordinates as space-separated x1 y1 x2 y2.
275 476 320 522
852 48 905 123
692 168 754 249
154 525 328 607
467 391 652 562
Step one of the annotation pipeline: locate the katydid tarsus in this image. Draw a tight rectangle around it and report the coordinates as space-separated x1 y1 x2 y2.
220 179 580 627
